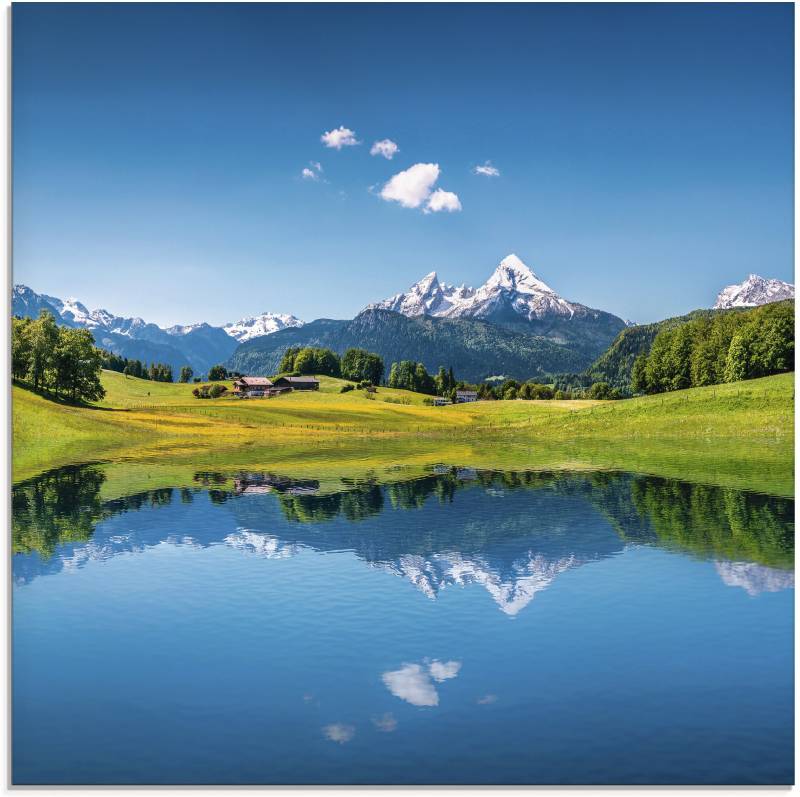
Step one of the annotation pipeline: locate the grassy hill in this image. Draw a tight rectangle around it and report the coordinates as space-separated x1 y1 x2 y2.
12 369 794 495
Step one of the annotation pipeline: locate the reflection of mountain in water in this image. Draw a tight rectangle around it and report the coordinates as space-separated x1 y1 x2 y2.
12 465 794 611
714 561 795 596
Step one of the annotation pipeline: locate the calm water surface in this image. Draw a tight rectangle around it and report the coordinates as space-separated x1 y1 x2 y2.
12 465 794 785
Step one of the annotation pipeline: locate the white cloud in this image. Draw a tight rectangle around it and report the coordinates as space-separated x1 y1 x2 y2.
380 163 440 209
301 161 323 181
477 694 497 705
370 139 399 160
321 126 360 149
372 713 398 732
428 660 461 682
473 161 500 177
425 188 462 214
382 659 462 707
322 723 355 744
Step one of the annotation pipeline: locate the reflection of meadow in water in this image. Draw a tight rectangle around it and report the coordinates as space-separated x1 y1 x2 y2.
12 464 794 608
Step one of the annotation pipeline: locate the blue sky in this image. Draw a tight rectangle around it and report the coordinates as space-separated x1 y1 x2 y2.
13 3 794 326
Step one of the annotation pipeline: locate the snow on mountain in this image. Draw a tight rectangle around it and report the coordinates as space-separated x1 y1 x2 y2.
367 253 595 323
370 271 476 317
713 274 794 310
378 550 584 616
223 312 305 343
13 284 303 343
714 561 795 596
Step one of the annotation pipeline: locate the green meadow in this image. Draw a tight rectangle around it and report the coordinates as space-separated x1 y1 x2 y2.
12 369 794 496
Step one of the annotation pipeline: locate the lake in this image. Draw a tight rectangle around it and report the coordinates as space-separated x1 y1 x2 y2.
12 463 794 785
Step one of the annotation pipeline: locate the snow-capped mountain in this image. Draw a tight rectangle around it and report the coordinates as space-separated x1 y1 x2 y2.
713 274 794 309
369 255 570 320
12 284 303 376
373 271 477 317
366 254 627 353
368 253 621 326
223 312 304 343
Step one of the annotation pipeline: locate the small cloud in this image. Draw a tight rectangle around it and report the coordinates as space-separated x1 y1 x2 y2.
322 723 355 744
477 694 497 705
380 163 440 209
301 161 324 181
321 125 360 149
370 139 399 160
425 188 462 214
372 712 398 732
473 161 500 177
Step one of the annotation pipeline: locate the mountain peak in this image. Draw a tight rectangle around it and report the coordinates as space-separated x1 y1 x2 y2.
223 311 305 343
714 273 794 309
364 253 619 328
484 254 555 297
415 271 440 290
498 253 528 272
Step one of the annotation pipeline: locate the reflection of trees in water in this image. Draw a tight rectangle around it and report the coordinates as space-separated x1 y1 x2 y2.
627 477 793 568
12 465 107 559
12 463 794 570
12 466 177 559
274 466 794 570
279 484 384 524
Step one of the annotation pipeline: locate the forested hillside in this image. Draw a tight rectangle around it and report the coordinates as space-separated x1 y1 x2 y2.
227 308 590 382
632 300 793 393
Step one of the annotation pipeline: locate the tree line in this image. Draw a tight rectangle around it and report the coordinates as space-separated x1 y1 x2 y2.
273 347 623 401
278 346 385 384
631 300 793 395
100 350 175 382
12 312 105 402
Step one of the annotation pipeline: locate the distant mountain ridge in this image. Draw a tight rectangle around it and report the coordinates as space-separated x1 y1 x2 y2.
12 284 303 376
714 274 794 309
227 308 589 382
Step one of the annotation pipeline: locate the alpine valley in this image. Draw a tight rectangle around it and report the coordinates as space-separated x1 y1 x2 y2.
13 256 794 383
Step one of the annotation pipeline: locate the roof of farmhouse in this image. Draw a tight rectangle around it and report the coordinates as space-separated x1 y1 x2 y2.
235 376 274 386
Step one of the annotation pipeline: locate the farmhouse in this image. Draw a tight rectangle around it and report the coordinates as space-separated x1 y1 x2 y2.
455 389 478 403
272 376 320 391
433 397 451 406
232 376 274 397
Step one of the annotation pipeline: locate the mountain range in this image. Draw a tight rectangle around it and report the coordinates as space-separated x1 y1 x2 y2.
12 284 303 376
13 260 794 382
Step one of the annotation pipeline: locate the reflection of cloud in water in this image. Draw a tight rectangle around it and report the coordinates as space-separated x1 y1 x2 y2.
429 660 461 682
322 723 355 744
224 529 300 559
372 713 398 732
715 561 795 596
382 659 461 707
